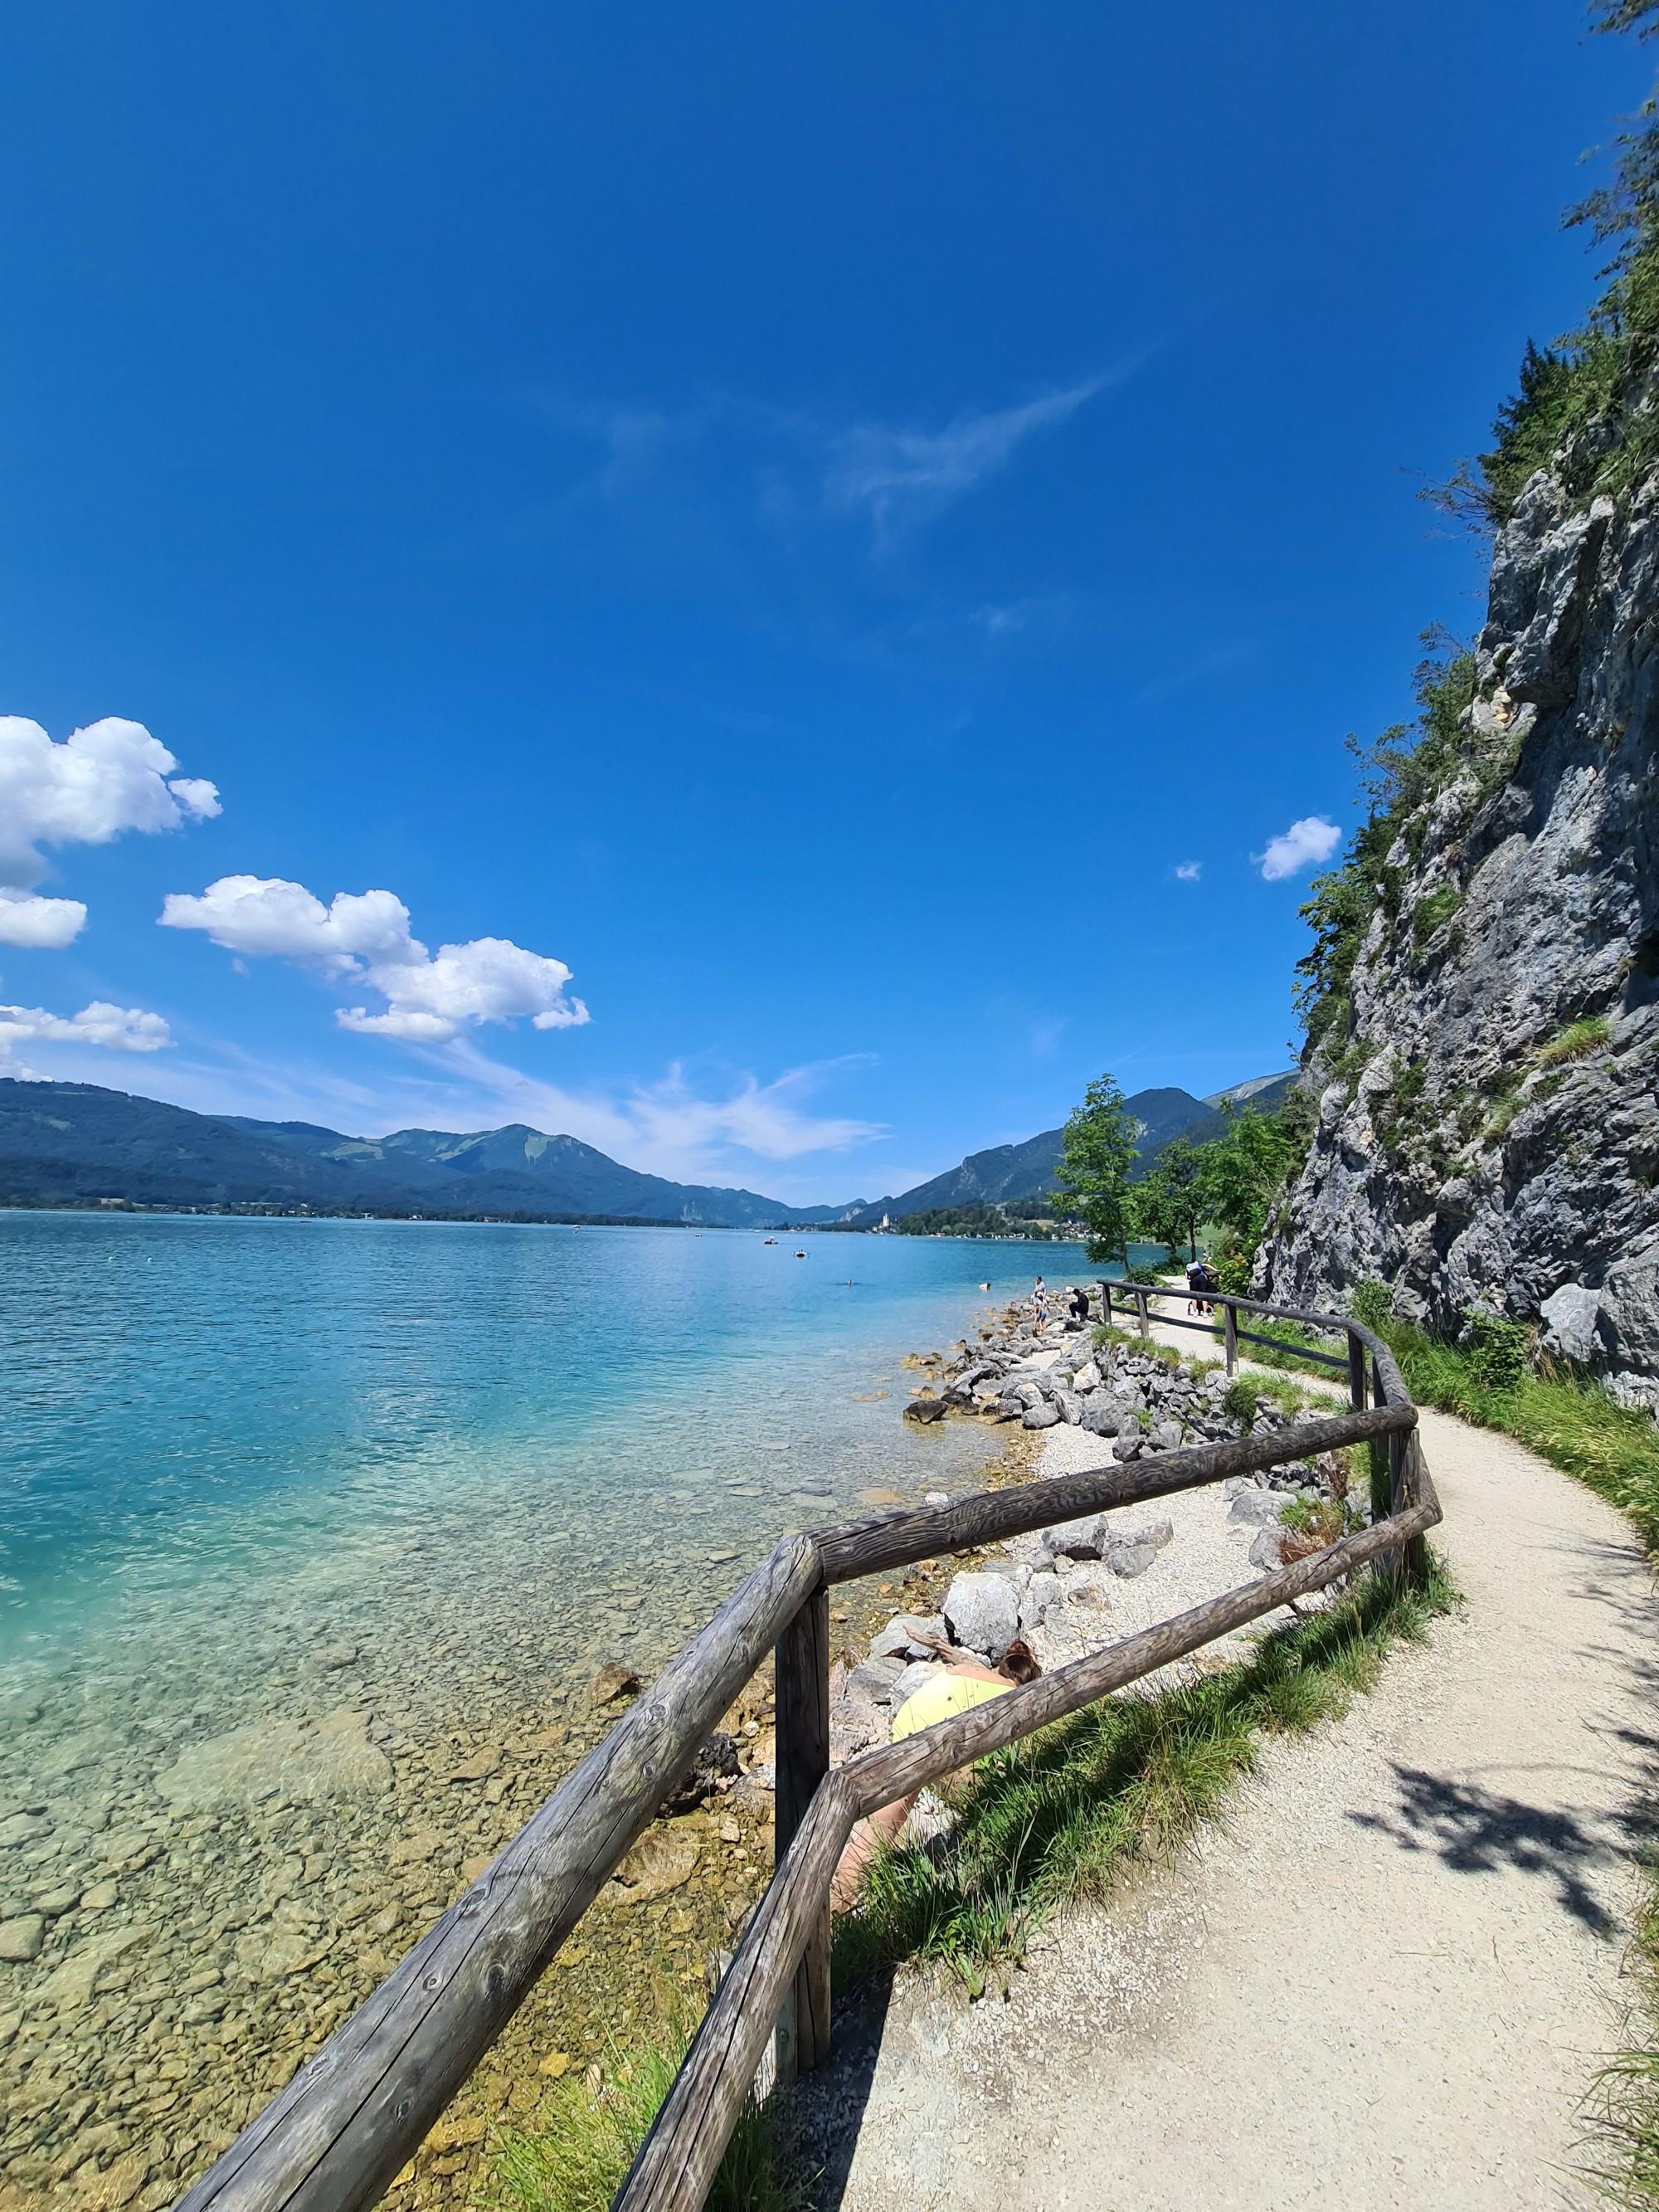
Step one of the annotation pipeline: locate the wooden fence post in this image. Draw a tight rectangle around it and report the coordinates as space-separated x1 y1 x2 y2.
1136 1289 1150 1338
1348 1330 1367 1411
1224 1302 1237 1375
772 1585 830 2076
1370 1354 1390 1523
1401 1430 1429 1589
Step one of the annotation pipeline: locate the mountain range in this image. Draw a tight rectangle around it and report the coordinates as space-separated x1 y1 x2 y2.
0 1071 1294 1229
832 1074 1295 1228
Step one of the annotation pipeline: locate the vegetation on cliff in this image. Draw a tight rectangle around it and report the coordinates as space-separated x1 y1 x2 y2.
1463 0 1659 525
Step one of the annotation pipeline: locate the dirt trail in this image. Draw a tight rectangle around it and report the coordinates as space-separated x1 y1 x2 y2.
802 1410 1659 2210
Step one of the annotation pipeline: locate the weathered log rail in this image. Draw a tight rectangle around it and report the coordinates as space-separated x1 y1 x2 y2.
175 1295 1437 2212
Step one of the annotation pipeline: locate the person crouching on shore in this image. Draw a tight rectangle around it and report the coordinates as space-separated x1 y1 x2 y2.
830 1640 1042 1910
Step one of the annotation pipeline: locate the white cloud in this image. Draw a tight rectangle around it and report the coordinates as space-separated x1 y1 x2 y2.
0 889 89 948
0 999 173 1065
159 876 411 972
1254 816 1343 882
159 875 590 1043
0 719 221 938
1174 860 1203 883
826 378 1110 540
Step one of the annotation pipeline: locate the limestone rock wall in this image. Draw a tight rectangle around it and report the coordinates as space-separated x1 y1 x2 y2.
1258 468 1659 1410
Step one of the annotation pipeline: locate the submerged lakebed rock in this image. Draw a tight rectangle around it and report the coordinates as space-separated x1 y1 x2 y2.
156 1710 393 1812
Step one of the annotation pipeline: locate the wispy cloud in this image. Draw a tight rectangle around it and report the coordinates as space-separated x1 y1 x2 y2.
394 1040 887 1189
823 377 1114 543
1254 816 1343 882
1174 860 1202 882
529 370 1133 564
0 998 172 1077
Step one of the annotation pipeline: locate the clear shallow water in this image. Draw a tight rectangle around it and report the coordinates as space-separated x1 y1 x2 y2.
0 1211 1125 2190
0 1211 1097 1676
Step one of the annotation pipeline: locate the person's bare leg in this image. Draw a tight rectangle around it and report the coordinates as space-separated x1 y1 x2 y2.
831 1795 912 1912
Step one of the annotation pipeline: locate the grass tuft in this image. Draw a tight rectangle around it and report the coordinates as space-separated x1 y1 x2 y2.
489 2029 805 2212
1535 1014 1611 1069
833 1562 1451 1996
1579 1867 1659 2208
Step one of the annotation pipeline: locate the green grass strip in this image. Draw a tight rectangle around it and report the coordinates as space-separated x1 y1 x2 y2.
1374 1318 1659 1554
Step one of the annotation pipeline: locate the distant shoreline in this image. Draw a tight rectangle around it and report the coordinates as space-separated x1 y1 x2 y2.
0 1196 723 1229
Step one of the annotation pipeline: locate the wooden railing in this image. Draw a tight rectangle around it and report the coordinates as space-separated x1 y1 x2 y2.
175 1296 1437 2212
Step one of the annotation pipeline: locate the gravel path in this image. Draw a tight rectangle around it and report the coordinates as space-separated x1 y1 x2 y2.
800 1409 1659 2209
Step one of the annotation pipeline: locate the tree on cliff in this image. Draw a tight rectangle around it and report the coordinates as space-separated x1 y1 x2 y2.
1052 1074 1139 1267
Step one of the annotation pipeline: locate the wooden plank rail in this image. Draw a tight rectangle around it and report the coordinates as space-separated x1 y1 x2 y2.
172 1305 1433 2212
1101 1277 1354 1371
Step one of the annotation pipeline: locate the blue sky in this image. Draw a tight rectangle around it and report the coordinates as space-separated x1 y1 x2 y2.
0 1 1642 1201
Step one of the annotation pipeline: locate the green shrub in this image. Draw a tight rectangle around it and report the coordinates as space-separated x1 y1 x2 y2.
1411 885 1462 949
1350 1279 1394 1333
1486 1086 1525 1138
1462 1311 1530 1391
1224 1376 1264 1430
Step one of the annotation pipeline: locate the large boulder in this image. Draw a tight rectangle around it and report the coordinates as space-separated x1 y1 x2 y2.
869 1613 946 1661
848 1655 907 1706
1249 1527 1287 1570
1228 1488 1282 1526
888 1659 944 1710
1539 1282 1603 1364
1043 1513 1108 1560
942 1571 1020 1662
1019 1571 1062 1634
1021 1400 1063 1430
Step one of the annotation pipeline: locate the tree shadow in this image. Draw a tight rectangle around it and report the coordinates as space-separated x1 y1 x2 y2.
1352 1765 1628 1937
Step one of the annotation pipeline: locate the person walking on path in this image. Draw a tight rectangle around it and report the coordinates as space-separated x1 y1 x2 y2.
1031 1275 1049 1336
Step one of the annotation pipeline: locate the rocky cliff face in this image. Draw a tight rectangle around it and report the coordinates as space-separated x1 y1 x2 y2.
1259 468 1659 1409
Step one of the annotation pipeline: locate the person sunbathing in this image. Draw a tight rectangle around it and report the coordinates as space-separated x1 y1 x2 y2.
830 1640 1041 1910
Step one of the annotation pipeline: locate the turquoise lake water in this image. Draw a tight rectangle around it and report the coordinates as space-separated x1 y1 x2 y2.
0 1207 1159 2186
0 1211 1123 1695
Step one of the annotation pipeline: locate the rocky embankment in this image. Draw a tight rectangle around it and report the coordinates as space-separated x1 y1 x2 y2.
842 1300 1367 1756
1258 466 1659 1410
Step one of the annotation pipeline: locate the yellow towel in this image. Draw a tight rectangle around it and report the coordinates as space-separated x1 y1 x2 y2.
889 1670 1010 1741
